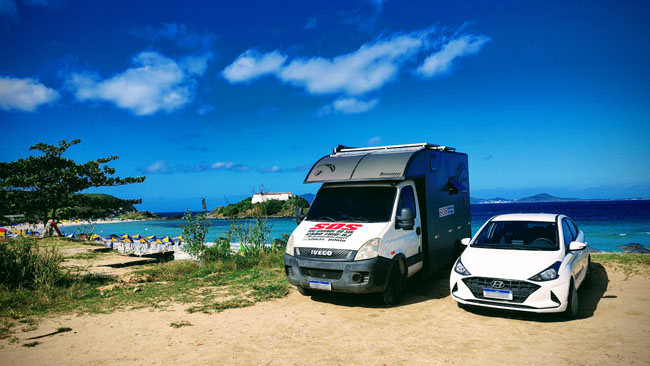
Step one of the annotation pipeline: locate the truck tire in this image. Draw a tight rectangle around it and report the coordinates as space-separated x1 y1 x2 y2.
564 281 579 320
297 287 312 296
382 263 403 306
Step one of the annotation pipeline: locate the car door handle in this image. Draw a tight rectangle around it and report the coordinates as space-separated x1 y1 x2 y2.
416 227 421 236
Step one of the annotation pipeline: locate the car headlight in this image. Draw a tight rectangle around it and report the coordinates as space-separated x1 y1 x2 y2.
285 234 295 256
354 238 381 261
454 258 471 276
529 261 562 281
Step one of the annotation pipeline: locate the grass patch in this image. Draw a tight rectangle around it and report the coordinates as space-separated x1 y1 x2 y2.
592 253 650 277
0 237 290 338
170 320 192 328
69 251 103 260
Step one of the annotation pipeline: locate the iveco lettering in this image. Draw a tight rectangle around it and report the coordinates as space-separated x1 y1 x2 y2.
449 213 592 319
284 143 471 305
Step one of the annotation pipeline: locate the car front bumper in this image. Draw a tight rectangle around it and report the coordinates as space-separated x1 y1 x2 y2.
284 253 393 294
449 271 570 313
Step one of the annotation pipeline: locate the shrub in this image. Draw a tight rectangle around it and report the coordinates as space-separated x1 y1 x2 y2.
180 199 210 264
0 238 65 291
203 237 232 262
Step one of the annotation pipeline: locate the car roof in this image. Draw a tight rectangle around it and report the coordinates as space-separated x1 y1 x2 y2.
490 213 560 223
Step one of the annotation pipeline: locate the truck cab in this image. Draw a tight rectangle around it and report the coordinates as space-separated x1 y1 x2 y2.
284 143 471 304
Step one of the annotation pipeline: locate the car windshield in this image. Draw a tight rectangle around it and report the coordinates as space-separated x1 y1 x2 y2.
472 221 558 251
306 186 397 223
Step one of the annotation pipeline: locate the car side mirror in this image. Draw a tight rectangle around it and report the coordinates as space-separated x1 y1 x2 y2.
460 238 471 246
569 241 587 251
295 207 306 225
396 208 414 230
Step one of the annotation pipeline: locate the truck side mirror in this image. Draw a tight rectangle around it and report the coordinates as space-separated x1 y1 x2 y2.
396 208 414 230
296 207 306 225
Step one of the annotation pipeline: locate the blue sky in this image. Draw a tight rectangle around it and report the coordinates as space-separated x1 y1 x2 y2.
1 0 649 211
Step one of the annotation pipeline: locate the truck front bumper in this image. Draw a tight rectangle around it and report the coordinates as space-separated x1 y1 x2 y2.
284 254 393 294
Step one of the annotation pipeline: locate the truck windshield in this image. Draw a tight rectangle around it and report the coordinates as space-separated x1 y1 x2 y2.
306 186 397 223
472 221 558 251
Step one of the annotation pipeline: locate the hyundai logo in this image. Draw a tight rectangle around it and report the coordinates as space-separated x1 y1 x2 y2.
311 249 333 256
490 280 505 289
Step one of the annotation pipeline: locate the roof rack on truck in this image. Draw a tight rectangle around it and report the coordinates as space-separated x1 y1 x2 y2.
333 143 456 154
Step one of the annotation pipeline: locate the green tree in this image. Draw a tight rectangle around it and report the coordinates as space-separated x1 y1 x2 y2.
0 139 145 222
180 198 211 264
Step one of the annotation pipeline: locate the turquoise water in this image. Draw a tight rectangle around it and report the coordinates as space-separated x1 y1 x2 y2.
64 218 299 242
63 201 650 252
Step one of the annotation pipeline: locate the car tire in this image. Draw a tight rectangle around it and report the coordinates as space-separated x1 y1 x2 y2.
382 263 403 306
582 256 592 290
297 287 312 296
564 281 579 320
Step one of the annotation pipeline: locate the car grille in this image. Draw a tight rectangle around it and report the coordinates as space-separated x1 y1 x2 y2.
296 247 354 260
462 277 541 303
300 267 343 280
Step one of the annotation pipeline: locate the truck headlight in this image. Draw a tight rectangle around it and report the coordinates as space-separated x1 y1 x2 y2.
454 258 471 276
285 234 295 256
529 261 561 281
354 238 381 261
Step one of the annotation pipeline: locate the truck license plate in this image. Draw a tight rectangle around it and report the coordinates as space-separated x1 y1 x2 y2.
483 288 513 300
309 280 332 291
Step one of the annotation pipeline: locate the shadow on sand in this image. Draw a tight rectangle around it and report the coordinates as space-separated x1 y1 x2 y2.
306 267 453 309
305 263 610 322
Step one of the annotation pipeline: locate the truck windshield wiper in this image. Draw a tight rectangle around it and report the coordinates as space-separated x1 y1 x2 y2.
314 216 335 222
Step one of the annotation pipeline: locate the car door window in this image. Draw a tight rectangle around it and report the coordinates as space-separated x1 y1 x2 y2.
569 219 579 239
562 219 573 251
397 186 417 218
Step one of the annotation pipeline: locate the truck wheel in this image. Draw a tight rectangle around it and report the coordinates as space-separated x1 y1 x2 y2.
297 287 312 296
382 263 403 306
563 281 579 320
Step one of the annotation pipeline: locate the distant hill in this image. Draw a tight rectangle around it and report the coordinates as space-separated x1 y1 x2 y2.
299 193 316 204
471 193 583 204
515 193 581 203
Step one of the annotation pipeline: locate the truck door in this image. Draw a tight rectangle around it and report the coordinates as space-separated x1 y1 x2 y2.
394 184 422 276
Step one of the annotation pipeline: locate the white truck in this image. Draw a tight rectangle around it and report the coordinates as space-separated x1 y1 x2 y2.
284 143 471 304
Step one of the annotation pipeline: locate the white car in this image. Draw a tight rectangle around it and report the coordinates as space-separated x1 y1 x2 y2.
450 213 591 319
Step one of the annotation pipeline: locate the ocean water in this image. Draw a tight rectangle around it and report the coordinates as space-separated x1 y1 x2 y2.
64 200 650 252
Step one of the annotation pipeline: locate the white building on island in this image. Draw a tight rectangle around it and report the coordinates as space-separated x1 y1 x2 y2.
252 192 293 204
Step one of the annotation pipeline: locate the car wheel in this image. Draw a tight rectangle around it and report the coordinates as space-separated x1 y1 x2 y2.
297 287 312 296
582 256 592 290
564 281 579 320
382 263 403 306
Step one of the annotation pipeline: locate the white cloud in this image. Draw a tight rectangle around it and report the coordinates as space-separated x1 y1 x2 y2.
222 27 489 115
210 161 234 169
222 50 287 84
67 51 208 115
139 160 171 174
367 0 386 14
416 35 490 78
0 76 59 112
279 33 424 95
319 97 379 115
367 136 382 145
132 23 216 51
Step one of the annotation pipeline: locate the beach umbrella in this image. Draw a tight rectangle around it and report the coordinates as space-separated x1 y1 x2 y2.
120 234 132 240
161 236 174 244
132 234 144 240
108 236 121 243
122 237 134 243
146 235 155 240
137 237 148 243
173 235 183 244
150 237 163 244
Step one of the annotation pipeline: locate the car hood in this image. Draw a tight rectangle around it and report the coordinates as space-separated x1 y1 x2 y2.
292 220 387 250
460 247 563 280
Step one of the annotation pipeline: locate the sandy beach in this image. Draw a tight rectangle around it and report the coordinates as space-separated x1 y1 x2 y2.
1 261 648 365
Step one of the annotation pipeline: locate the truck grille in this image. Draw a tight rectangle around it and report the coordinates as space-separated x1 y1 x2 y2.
462 277 541 303
296 247 354 260
300 267 343 280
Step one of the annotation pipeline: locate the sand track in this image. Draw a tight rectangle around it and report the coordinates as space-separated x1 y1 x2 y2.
1 263 649 365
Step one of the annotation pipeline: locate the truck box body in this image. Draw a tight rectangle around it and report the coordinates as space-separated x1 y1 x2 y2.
284 143 471 299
